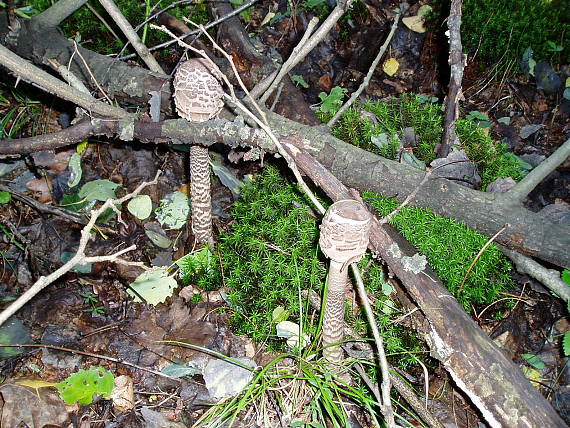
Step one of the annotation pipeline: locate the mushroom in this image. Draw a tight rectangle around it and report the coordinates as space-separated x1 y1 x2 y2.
173 58 225 248
319 200 372 365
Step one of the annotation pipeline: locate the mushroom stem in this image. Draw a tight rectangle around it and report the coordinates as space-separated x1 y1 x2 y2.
190 145 214 248
319 200 372 369
322 260 348 363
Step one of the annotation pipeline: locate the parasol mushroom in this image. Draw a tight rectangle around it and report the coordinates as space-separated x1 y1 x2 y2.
319 200 372 366
173 58 224 248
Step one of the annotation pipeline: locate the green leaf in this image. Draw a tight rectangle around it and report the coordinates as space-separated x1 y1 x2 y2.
211 161 243 198
303 0 326 8
67 153 82 188
291 75 309 88
56 366 114 405
161 364 201 378
562 269 570 285
564 88 570 101
317 86 347 114
381 282 393 296
175 247 213 280
272 306 290 323
78 179 120 202
127 268 178 305
127 195 152 220
0 191 11 204
155 191 189 230
563 332 570 356
145 230 172 248
521 353 546 370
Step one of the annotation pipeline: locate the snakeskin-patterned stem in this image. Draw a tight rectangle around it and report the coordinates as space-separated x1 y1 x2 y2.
319 200 372 368
190 145 214 248
322 261 348 363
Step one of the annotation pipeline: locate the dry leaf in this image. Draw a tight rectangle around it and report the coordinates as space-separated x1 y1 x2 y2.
383 58 400 77
112 375 134 413
402 15 426 33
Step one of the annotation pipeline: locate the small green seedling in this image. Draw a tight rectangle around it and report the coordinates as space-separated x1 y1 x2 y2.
317 87 347 114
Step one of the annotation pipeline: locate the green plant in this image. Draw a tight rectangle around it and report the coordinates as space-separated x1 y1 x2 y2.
81 292 105 315
456 0 569 65
26 0 209 55
327 94 526 189
363 191 514 311
0 86 42 139
56 366 114 405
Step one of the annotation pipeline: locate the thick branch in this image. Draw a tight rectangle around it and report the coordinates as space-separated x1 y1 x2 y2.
1 114 568 269
437 0 465 158
0 44 131 119
29 0 88 30
506 137 570 203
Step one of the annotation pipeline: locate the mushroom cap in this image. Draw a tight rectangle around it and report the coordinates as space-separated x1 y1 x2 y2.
173 58 224 122
319 200 372 264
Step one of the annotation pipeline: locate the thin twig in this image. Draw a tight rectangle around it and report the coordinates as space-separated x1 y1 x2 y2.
457 225 507 296
351 264 395 427
72 41 114 104
327 5 404 127
97 0 165 74
0 44 131 119
0 171 161 327
119 0 260 60
505 137 570 203
379 169 431 225
0 184 88 224
258 16 319 104
0 344 179 381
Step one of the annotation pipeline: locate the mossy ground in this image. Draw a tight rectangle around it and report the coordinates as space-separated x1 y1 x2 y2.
322 94 525 190
181 165 514 368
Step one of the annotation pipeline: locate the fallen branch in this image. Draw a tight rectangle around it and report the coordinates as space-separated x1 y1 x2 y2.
436 0 465 158
0 172 160 327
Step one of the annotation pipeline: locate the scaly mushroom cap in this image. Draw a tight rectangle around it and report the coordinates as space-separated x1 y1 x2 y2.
319 200 372 265
173 58 224 122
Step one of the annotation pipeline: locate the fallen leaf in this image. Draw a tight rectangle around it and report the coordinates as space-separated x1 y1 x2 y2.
26 177 52 203
111 375 134 413
383 58 400 77
402 15 426 33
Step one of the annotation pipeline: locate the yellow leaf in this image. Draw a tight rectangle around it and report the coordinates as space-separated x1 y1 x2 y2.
260 12 275 27
16 378 58 390
566 76 570 88
402 15 426 33
521 366 544 389
383 58 400 77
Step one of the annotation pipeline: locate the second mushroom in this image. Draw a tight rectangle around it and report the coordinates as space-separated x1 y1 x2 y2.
319 200 372 367
173 58 225 248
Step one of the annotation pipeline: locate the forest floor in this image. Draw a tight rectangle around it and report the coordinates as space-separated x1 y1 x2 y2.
0 0 569 426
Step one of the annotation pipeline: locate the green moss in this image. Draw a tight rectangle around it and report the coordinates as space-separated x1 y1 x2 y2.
363 191 514 311
440 0 569 65
328 94 525 189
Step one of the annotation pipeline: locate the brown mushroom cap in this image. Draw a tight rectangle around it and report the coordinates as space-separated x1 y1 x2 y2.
173 58 224 122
